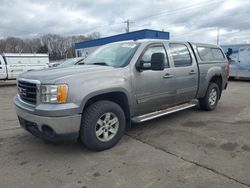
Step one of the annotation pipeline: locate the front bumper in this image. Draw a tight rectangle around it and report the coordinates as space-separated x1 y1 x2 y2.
15 106 81 142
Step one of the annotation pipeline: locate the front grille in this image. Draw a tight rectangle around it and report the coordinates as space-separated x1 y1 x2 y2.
18 80 37 105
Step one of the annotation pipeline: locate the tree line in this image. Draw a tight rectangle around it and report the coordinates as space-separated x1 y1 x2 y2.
0 32 101 61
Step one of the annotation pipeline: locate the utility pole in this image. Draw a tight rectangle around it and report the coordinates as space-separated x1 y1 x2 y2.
124 19 133 33
217 27 220 45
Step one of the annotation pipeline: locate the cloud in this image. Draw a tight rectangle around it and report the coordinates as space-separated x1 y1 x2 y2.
0 0 250 44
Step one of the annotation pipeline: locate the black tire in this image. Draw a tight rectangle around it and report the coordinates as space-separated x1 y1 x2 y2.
199 83 220 111
80 100 126 151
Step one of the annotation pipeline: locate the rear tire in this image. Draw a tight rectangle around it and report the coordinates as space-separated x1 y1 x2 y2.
199 83 220 111
80 100 126 151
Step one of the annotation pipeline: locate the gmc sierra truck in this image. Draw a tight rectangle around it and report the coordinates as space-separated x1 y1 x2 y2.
14 40 229 151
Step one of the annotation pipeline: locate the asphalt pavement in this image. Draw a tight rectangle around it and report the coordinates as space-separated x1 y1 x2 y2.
0 80 249 188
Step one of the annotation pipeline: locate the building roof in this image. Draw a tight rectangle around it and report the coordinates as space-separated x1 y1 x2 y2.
75 29 170 49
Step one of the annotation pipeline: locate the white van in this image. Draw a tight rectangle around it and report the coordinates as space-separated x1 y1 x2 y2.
0 53 49 80
222 44 250 79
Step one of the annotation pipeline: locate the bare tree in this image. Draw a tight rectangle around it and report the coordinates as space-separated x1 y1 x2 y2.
0 32 101 60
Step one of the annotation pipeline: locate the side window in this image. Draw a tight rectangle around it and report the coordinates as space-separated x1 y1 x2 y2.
211 48 225 60
197 47 213 61
141 46 169 68
169 43 192 67
197 47 225 61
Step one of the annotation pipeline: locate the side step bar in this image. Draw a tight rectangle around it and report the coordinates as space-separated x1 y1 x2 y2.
131 102 196 123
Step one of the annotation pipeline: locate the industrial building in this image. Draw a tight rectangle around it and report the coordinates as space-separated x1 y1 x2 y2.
75 29 170 57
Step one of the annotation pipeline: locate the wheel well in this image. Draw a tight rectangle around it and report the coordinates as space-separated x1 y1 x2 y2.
210 75 222 97
83 92 131 127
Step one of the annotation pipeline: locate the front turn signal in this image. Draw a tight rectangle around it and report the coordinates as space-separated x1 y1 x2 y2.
57 84 68 104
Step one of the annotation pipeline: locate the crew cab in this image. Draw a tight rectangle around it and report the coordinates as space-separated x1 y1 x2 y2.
14 40 228 151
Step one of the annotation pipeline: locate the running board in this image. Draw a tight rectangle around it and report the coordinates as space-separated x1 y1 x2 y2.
131 103 196 123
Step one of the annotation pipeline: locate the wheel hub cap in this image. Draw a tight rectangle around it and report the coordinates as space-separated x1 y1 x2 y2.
95 112 119 142
208 88 217 106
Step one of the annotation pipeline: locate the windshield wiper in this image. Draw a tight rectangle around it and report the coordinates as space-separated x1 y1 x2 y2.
92 62 109 66
77 61 85 65
78 62 110 66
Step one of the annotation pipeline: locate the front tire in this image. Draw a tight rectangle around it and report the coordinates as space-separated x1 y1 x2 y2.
199 83 220 111
80 100 126 151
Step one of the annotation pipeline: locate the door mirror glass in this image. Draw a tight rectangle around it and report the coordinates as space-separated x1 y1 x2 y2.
151 53 165 70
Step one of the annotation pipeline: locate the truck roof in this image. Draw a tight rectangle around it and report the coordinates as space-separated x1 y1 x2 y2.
108 39 220 48
2 53 48 57
189 42 220 48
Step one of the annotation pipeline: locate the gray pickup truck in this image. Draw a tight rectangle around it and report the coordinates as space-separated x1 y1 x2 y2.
14 40 229 150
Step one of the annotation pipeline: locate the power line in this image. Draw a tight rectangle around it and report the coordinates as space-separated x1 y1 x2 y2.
133 0 224 22
84 0 225 35
173 18 250 39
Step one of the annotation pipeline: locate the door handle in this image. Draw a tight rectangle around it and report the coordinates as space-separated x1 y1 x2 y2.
163 73 173 79
189 70 196 75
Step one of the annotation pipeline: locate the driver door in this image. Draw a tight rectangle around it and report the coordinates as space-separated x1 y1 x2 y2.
0 56 7 79
131 43 176 115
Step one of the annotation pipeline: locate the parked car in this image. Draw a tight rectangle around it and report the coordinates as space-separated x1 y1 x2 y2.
0 53 49 80
14 40 228 151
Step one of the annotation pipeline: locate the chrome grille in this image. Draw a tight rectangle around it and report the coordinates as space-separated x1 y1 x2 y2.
18 80 37 105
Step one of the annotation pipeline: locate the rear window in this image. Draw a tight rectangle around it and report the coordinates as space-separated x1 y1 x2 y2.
197 47 225 61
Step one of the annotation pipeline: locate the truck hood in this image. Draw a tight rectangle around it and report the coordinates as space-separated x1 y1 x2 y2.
18 65 116 83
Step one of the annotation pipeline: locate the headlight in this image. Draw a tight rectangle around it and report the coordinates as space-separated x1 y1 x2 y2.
41 84 68 104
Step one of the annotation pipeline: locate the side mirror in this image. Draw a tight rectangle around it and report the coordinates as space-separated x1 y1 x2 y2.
151 53 165 71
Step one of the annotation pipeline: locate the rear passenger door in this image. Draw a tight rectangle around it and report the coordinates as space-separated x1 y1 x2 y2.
168 43 199 103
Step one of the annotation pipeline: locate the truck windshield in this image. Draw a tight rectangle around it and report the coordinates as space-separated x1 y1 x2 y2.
77 42 140 67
